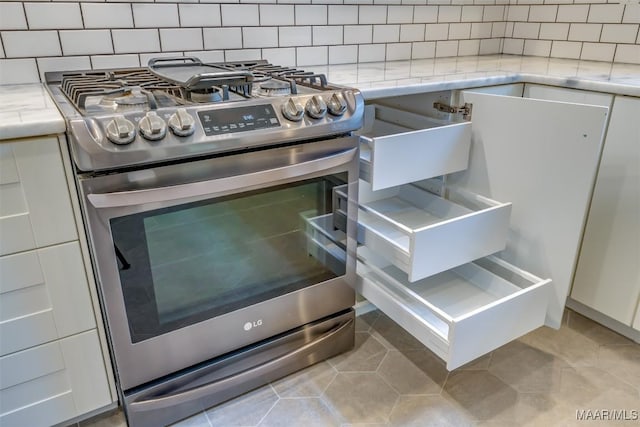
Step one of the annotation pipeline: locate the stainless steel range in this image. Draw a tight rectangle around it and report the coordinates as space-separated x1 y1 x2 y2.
45 57 363 427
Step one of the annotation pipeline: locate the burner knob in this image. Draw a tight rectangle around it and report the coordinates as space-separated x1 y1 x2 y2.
139 112 167 141
281 98 304 122
305 96 327 120
106 115 136 145
168 108 196 136
327 93 348 116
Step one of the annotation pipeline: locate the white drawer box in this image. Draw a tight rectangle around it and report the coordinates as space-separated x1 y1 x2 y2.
343 181 511 282
356 247 552 370
358 104 472 191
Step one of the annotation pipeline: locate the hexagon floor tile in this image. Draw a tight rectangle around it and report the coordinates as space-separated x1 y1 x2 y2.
79 310 638 427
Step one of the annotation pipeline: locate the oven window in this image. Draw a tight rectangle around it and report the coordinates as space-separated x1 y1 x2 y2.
110 174 348 343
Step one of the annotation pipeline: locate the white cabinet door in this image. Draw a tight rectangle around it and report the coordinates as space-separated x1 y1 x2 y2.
449 90 609 328
0 137 77 256
0 330 111 427
571 96 640 326
0 242 96 356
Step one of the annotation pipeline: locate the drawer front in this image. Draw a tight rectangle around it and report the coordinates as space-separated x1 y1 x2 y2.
359 105 471 191
0 242 96 356
356 252 552 370
0 330 112 427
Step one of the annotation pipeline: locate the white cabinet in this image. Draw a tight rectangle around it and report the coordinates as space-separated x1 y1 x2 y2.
0 136 113 426
570 95 640 329
325 86 610 370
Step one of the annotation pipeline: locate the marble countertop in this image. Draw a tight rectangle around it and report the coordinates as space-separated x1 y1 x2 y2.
1 55 639 140
309 54 640 99
0 84 65 141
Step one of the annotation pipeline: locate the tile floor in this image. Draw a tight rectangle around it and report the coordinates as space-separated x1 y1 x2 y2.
79 309 640 427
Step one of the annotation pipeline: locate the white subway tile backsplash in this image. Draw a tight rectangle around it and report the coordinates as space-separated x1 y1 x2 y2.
179 4 222 28
471 22 492 38
141 52 183 66
484 5 506 22
550 40 582 59
556 5 589 23
313 0 343 5
82 4 133 29
479 37 501 54
0 3 27 30
133 4 179 28
296 5 328 25
112 29 160 53
425 23 449 40
386 42 411 59
2 31 61 58
60 30 113 56
506 5 528 22
37 56 91 81
359 6 388 24
513 22 539 38
461 6 484 22
313 26 343 44
503 37 524 54
344 25 372 43
24 3 82 30
358 43 385 61
449 22 471 38
439 6 462 22
600 24 638 43
0 59 39 84
505 21 514 37
528 5 556 22
387 6 414 23
260 5 294 26
328 44 358 63
296 46 327 64
328 6 359 25
614 44 640 64
580 42 615 61
373 24 400 42
523 39 551 56
280 26 312 46
225 49 262 61
243 27 279 47
588 4 624 23
491 21 506 37
91 54 140 69
160 28 203 51
203 28 242 49
623 4 640 24
400 24 425 41
262 47 296 65
413 6 438 23
411 41 435 58
539 23 569 40
222 5 260 26
187 50 225 63
458 38 480 55
435 40 458 57
344 0 373 5
568 23 602 42
402 0 428 5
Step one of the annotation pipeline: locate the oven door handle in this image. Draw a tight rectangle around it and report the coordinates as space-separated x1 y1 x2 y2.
127 316 353 412
87 146 357 209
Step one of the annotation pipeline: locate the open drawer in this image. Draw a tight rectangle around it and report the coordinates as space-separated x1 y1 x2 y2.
358 104 472 191
338 181 512 282
356 247 552 370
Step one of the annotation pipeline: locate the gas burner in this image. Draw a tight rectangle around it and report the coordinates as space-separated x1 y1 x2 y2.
257 79 292 97
189 88 223 103
114 88 150 105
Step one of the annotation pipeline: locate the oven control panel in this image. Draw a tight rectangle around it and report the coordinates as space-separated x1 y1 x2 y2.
198 105 280 136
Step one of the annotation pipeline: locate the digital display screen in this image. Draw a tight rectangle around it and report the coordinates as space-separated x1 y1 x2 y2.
198 105 280 136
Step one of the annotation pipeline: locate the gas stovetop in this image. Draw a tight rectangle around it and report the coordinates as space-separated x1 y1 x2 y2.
45 58 364 172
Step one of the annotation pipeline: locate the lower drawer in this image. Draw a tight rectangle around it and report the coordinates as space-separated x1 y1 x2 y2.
356 247 552 370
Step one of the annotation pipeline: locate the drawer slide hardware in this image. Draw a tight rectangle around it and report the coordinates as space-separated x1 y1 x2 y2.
433 102 472 121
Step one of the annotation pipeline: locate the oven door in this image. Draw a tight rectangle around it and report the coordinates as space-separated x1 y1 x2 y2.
80 137 359 391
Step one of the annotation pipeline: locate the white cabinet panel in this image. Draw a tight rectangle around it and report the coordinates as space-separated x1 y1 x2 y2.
571 96 640 326
0 137 77 256
633 305 640 332
0 309 58 356
0 340 65 389
451 91 608 328
523 84 613 108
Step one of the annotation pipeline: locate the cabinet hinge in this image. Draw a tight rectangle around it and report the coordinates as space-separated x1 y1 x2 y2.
433 102 472 121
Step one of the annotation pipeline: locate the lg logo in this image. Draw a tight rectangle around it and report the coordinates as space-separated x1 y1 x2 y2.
243 319 263 331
